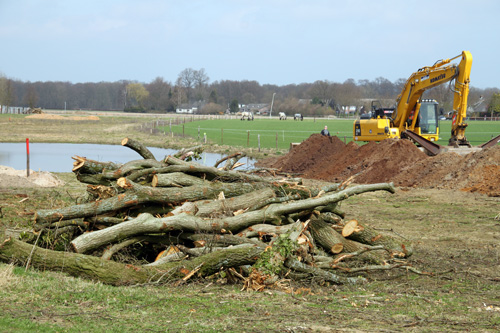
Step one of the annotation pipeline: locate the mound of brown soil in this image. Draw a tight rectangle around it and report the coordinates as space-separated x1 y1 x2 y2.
265 134 347 174
262 134 428 184
393 144 500 196
258 134 500 197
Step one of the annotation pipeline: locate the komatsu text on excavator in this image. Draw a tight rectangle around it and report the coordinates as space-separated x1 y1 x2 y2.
353 51 500 155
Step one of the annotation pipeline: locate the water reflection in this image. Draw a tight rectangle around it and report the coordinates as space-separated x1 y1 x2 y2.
0 143 254 173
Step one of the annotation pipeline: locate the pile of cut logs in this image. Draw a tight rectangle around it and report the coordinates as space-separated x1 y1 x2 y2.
0 138 416 289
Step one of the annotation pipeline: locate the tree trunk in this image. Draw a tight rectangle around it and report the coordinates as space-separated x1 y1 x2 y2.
172 187 276 217
344 222 413 258
70 212 274 254
121 137 156 160
0 237 265 286
309 216 385 264
74 173 114 186
237 223 297 238
285 257 366 284
163 156 273 183
100 159 167 180
69 183 395 254
214 152 248 170
35 179 268 224
0 237 150 285
185 233 266 248
152 172 207 187
72 155 121 174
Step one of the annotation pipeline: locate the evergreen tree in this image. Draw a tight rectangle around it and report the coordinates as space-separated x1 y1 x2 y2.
229 99 239 113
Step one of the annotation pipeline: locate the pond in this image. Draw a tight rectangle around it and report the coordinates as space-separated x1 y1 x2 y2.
0 143 255 173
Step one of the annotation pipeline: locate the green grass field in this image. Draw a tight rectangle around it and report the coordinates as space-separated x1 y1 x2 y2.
163 118 500 149
439 120 500 146
162 118 352 150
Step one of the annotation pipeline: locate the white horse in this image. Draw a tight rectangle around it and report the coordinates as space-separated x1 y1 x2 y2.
279 112 287 120
240 111 254 121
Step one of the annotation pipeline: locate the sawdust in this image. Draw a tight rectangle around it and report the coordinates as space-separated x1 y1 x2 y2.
0 166 64 188
257 134 500 197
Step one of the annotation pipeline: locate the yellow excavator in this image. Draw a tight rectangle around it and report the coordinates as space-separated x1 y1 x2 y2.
353 51 500 155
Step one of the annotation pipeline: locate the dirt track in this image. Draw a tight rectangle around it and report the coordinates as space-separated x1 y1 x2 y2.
258 134 500 197
25 114 100 121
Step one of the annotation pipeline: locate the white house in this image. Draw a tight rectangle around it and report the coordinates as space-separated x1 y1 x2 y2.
176 107 198 114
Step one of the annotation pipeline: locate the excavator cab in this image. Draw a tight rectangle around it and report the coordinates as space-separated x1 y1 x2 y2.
415 100 439 141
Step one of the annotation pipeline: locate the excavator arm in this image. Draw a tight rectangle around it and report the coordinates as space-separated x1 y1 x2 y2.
392 51 472 145
449 51 473 147
353 51 478 154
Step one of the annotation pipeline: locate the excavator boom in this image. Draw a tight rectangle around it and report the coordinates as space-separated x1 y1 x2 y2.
392 52 471 136
449 51 473 147
353 51 483 154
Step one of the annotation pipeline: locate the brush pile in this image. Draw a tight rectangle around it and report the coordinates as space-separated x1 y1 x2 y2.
0 138 415 289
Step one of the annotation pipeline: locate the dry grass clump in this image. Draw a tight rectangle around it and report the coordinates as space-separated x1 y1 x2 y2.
0 263 17 288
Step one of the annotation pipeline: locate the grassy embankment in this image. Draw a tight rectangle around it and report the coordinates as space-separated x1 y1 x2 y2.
0 113 194 148
1 179 499 331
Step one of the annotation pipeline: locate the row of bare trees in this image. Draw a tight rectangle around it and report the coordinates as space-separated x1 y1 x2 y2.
0 69 496 116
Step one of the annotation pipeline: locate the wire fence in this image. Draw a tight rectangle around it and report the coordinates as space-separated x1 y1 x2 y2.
136 114 500 150
138 119 353 150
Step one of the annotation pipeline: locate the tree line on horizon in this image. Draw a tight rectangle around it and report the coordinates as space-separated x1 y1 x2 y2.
1 68 499 117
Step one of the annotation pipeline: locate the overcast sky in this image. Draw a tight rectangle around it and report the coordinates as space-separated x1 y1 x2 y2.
0 0 498 89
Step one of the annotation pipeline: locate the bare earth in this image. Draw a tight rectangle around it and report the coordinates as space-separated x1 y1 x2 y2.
0 166 64 188
258 134 500 197
25 114 100 121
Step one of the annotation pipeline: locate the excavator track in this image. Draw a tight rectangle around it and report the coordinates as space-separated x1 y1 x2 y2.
478 134 500 149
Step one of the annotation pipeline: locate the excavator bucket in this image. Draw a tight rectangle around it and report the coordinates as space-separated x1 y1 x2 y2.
403 130 500 156
402 130 446 156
